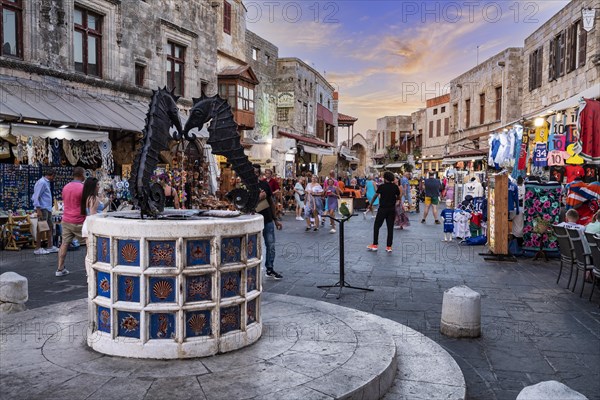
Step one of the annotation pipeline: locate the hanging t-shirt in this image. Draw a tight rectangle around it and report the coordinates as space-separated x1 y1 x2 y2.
533 143 548 167
583 165 599 183
547 150 567 166
578 99 600 163
440 208 454 233
549 166 566 184
508 181 519 214
565 165 585 183
548 134 566 152
534 122 549 143
472 196 487 219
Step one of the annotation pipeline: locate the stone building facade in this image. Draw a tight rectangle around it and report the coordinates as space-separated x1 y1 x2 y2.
244 29 279 163
373 115 413 165
411 108 426 172
522 0 600 117
0 0 218 168
422 94 450 173
449 47 524 153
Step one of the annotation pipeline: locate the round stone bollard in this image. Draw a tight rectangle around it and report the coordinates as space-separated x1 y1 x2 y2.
517 381 588 400
0 271 28 314
440 285 480 338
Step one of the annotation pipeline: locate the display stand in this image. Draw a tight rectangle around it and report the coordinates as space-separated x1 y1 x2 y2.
479 172 516 262
318 214 374 299
5 215 35 251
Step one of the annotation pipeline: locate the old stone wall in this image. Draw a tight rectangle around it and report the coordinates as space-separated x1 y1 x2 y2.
275 58 317 136
522 0 600 116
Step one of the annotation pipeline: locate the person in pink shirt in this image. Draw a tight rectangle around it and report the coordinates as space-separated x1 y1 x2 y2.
56 167 85 277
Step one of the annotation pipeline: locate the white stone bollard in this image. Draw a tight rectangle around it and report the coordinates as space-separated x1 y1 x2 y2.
0 271 28 315
440 285 481 338
517 381 588 400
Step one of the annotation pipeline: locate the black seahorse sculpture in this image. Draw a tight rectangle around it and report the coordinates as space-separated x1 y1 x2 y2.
182 93 260 213
129 87 183 218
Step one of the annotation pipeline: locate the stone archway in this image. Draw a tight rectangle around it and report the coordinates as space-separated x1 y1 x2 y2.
351 141 368 176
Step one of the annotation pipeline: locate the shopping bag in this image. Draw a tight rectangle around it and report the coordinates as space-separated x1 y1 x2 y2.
37 220 50 233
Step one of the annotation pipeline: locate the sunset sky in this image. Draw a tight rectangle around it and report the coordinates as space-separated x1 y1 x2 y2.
247 0 571 135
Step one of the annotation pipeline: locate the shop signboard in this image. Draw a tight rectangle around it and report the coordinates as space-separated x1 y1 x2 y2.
277 92 294 108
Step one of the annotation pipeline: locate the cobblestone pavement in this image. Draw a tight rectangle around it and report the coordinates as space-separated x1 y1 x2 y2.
1 210 599 400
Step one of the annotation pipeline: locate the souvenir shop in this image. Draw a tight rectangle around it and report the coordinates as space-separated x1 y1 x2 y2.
440 94 599 257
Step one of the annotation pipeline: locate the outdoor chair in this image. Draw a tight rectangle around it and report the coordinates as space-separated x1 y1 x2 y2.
589 235 600 302
552 225 575 287
565 228 593 297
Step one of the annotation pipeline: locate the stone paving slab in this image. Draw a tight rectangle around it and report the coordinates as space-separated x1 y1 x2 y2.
0 293 466 399
2 211 599 399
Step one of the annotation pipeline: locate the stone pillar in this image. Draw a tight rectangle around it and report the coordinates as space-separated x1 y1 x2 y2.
440 285 481 338
0 272 28 314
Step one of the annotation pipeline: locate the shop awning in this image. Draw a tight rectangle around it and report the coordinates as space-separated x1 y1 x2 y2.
386 163 404 168
0 75 148 132
302 145 334 156
341 153 359 162
442 155 486 164
9 123 108 141
278 131 334 147
372 164 384 169
442 149 487 164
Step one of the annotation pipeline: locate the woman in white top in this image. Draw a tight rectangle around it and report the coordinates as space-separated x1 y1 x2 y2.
304 175 323 231
294 177 306 221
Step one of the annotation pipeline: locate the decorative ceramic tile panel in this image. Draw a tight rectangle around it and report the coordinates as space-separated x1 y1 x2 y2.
247 234 258 260
96 236 110 264
186 240 211 266
186 275 212 302
118 311 140 338
117 275 140 303
149 313 176 339
117 239 140 266
185 310 212 338
220 305 240 334
148 240 176 268
220 271 240 298
149 277 176 303
221 237 242 264
96 271 111 298
247 298 257 325
97 306 111 333
247 267 258 292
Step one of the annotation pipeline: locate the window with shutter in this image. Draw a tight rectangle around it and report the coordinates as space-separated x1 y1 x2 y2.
566 24 575 73
444 118 449 136
436 119 441 137
429 121 433 138
465 99 471 128
529 52 534 91
223 1 232 35
536 46 543 89
548 38 555 81
579 24 587 67
479 93 485 125
557 31 566 77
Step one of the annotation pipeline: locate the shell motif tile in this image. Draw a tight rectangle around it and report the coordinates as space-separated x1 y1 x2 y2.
97 306 111 333
96 236 110 264
221 237 242 264
149 277 176 303
186 240 211 266
247 267 258 292
96 271 111 298
247 234 258 260
117 311 140 338
148 240 176 268
185 310 212 338
220 271 240 299
247 298 257 325
117 275 140 303
117 239 140 266
186 275 212 302
220 305 240 334
149 313 176 340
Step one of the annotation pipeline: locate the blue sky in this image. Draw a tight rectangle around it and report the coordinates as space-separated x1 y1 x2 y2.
246 0 571 135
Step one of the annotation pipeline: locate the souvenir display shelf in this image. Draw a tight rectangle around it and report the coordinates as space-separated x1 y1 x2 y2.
4 214 34 251
86 211 264 359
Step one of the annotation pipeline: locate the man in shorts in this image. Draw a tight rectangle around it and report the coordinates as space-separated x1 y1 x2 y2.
56 167 85 277
32 170 59 255
422 172 442 224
